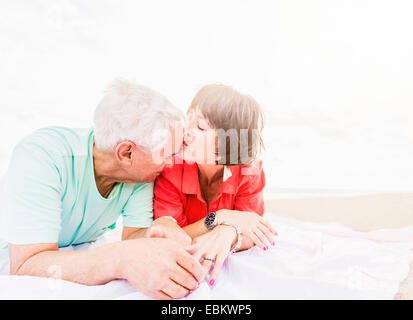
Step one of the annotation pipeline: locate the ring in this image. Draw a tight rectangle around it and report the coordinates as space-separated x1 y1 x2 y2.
204 255 215 262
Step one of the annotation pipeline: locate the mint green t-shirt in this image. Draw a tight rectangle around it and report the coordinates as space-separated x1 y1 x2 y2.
0 127 154 248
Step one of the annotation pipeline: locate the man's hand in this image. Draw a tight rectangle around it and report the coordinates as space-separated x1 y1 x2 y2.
145 217 192 247
118 238 204 299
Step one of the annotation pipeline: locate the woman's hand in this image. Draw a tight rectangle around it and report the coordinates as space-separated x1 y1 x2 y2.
192 225 237 287
146 216 192 247
216 209 277 250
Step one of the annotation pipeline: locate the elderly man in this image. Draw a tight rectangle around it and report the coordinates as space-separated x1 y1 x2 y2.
0 79 203 299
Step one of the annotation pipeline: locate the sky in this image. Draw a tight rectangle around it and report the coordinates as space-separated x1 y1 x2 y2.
0 0 412 191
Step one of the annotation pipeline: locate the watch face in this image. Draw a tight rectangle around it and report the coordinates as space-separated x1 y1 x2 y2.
205 212 216 230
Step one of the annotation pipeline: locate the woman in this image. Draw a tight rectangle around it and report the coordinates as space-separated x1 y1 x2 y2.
153 84 277 287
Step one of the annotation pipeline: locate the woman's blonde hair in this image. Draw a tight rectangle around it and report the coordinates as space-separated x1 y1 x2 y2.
188 84 265 165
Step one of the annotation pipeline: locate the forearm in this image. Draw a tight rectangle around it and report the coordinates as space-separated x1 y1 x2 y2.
182 219 209 239
182 209 234 239
182 211 256 252
122 228 148 240
13 242 124 285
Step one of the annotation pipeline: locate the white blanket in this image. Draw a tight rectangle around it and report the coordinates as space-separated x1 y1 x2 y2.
0 215 412 300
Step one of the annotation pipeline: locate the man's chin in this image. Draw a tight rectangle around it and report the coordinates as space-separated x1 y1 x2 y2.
144 172 163 183
121 175 159 184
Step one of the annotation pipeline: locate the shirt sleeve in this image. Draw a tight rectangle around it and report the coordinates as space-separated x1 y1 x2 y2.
153 172 187 227
0 143 63 245
234 160 266 216
121 182 155 228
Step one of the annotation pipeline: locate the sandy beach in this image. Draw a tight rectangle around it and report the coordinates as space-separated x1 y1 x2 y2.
264 191 413 299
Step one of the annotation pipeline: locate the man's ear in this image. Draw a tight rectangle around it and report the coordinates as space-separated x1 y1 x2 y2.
115 141 135 164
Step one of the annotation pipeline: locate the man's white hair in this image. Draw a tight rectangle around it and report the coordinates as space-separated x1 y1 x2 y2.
94 79 184 153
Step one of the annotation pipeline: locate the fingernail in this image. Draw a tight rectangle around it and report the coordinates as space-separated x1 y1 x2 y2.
209 279 215 286
263 246 268 251
274 232 278 236
272 241 275 246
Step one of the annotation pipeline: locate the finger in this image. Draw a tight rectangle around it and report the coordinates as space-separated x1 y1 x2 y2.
258 224 276 247
176 251 205 283
201 258 214 279
193 250 205 262
161 279 190 299
255 228 271 249
185 243 200 255
155 290 173 300
259 218 277 236
179 234 193 247
208 252 227 287
171 266 199 291
192 242 209 261
241 234 256 248
249 231 266 249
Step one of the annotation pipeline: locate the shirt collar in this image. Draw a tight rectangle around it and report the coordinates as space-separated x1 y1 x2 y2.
223 165 232 182
182 161 239 196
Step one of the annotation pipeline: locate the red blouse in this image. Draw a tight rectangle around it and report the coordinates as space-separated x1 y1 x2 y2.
153 159 265 227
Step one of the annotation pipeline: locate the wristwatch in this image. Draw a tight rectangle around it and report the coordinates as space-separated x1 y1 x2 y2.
204 211 218 230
